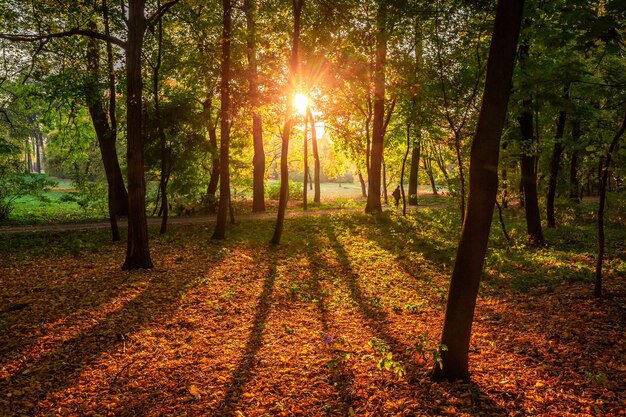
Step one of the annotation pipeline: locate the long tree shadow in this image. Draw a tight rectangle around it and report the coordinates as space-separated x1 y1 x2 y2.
303 238 357 415
325 217 509 415
215 259 278 416
324 222 418 374
0 247 230 416
0 231 143 370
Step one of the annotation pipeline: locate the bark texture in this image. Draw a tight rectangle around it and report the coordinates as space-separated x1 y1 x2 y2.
432 0 524 381
212 0 232 240
365 1 387 213
123 0 153 269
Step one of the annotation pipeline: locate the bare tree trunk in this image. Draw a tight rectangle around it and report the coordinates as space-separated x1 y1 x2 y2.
454 131 466 224
358 168 367 197
307 107 320 202
151 4 169 235
212 0 232 240
34 135 41 173
501 166 508 208
382 155 388 205
547 86 569 227
123 0 153 270
595 105 626 297
206 125 220 206
303 115 308 210
401 123 410 216
271 0 303 245
517 36 544 245
569 121 581 203
423 151 438 194
244 0 265 212
432 0 524 381
365 1 387 213
86 17 127 242
408 139 420 205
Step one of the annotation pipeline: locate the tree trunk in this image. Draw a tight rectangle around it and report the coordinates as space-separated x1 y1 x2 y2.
206 125 220 203
123 0 152 270
382 155 388 205
546 87 569 227
212 0 232 240
365 113 371 177
358 168 367 197
454 131 466 224
423 152 438 194
432 0 524 382
365 1 387 213
244 0 265 212
520 152 544 244
501 166 508 208
595 105 626 297
34 135 41 173
85 22 127 242
569 121 581 203
271 0 303 245
303 115 308 210
307 107 321 202
401 123 410 216
408 139 420 205
517 37 544 246
152 6 169 235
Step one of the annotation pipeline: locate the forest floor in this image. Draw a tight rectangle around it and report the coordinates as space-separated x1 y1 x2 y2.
0 207 625 416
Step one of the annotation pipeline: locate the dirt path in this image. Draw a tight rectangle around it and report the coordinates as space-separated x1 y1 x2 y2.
0 205 448 234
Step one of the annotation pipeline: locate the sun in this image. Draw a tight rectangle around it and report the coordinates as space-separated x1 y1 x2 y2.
294 93 309 115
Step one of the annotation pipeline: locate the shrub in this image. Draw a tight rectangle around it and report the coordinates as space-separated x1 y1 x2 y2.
0 172 56 220
266 180 303 200
60 177 107 215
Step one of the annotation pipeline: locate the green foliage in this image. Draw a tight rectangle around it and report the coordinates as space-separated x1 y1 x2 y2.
59 178 107 216
266 180 303 200
408 333 448 370
0 172 56 220
362 338 406 379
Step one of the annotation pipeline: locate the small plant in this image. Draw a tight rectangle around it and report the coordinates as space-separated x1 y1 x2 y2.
321 333 353 370
409 333 447 369
404 300 426 313
362 338 406 379
585 371 608 387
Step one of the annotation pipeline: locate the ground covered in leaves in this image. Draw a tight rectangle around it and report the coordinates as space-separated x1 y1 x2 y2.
1 208 624 416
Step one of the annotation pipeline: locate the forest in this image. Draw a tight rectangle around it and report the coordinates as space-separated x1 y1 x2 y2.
0 0 625 415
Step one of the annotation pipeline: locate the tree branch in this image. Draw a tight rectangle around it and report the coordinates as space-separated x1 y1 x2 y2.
147 0 182 28
0 29 127 49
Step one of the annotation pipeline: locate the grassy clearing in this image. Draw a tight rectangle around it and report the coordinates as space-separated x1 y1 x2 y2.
3 181 451 225
0 205 624 416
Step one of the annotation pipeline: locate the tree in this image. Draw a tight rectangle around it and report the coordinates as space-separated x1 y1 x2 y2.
595 105 626 297
85 8 128 242
307 107 321 203
0 0 181 269
432 0 524 381
244 0 266 213
365 0 388 213
546 86 569 228
212 0 232 240
271 0 304 245
516 37 544 246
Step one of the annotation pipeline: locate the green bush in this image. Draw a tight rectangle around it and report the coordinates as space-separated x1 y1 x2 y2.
266 180 303 200
60 178 107 215
0 172 56 220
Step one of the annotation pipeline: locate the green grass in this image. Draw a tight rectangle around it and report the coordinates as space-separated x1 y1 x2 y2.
6 189 108 225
